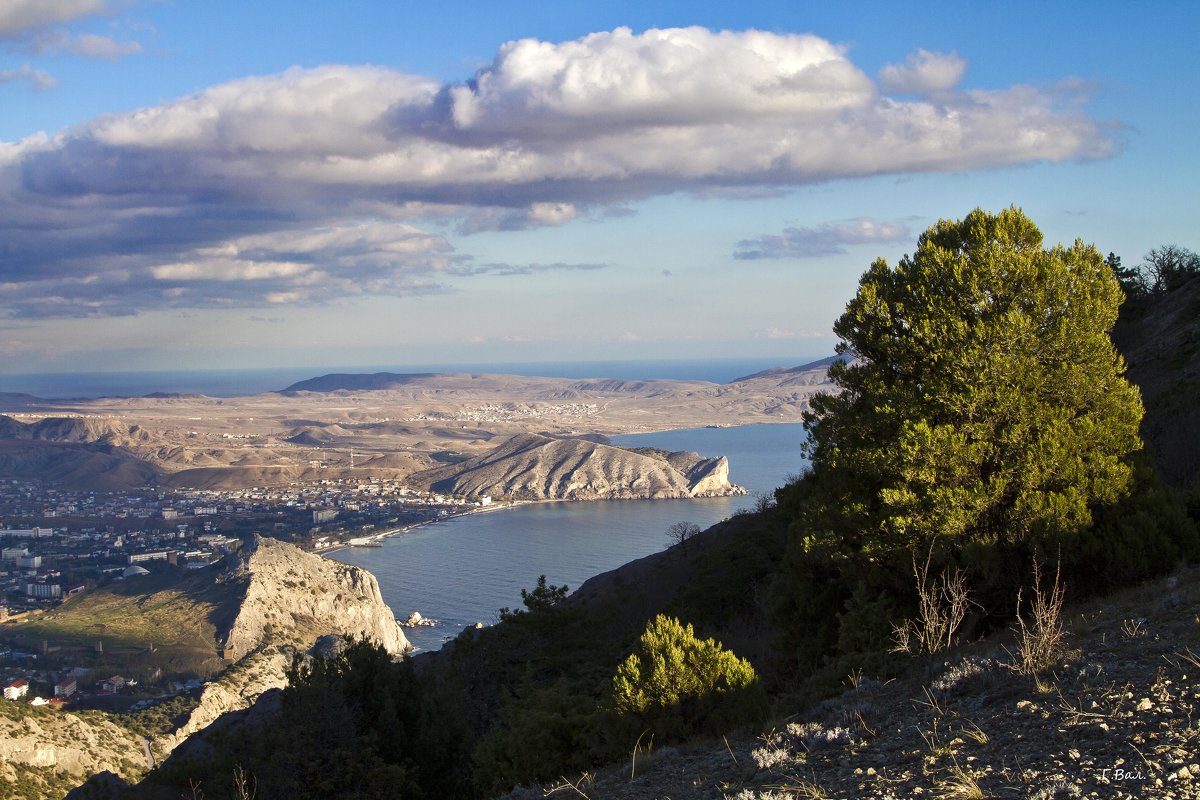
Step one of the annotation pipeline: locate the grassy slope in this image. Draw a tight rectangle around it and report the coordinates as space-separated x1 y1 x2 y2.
2 568 243 676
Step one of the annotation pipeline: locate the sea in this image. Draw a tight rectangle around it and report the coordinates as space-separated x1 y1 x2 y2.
1 358 817 653
329 422 808 652
0 356 821 399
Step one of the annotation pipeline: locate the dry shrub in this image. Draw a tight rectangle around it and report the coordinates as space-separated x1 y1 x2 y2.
891 551 975 657
1010 558 1067 676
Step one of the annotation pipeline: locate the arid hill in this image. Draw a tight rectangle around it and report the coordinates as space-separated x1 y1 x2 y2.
0 360 837 491
409 432 744 500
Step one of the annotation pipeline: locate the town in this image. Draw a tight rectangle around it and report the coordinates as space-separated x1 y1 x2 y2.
0 475 497 710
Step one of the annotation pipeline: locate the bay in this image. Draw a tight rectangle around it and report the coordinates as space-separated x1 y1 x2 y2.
329 423 807 652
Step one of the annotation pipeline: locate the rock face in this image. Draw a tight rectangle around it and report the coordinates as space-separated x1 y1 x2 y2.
217 535 409 660
409 433 745 500
153 648 293 756
156 536 409 757
0 704 151 792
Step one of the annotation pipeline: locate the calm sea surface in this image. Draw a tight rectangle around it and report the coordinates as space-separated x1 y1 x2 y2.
329 423 808 651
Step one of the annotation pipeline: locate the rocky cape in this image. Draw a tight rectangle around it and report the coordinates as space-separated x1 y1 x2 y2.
155 535 409 755
0 536 408 798
408 432 745 500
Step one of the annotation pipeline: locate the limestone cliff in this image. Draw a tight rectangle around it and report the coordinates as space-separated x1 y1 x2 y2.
215 535 410 660
152 647 293 756
409 433 745 500
2 537 409 798
151 537 410 758
0 703 152 795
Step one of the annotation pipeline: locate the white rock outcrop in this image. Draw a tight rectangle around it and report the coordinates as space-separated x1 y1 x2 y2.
217 535 409 659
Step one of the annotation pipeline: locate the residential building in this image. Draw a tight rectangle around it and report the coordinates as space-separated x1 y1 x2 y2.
4 679 29 700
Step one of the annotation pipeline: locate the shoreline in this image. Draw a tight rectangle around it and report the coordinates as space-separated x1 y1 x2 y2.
318 478 749 558
319 499 535 557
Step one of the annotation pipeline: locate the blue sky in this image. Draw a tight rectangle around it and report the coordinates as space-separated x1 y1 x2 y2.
1 1 1197 376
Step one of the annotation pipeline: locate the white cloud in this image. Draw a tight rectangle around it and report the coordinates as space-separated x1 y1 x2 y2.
0 0 107 39
0 63 55 89
735 218 911 260
878 49 967 95
442 27 873 137
34 31 143 58
0 27 1116 318
755 326 825 339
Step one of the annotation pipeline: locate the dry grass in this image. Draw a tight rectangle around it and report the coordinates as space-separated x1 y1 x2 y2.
544 773 594 799
1009 558 1067 676
938 763 986 799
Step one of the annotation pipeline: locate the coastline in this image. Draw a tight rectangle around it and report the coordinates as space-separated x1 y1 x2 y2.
317 475 749 558
318 499 534 557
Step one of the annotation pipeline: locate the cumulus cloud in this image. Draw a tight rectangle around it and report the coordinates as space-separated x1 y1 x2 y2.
433 27 872 139
878 49 967 95
0 27 1116 318
0 221 460 317
735 218 911 260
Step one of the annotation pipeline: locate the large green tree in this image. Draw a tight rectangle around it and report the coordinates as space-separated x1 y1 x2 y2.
798 207 1143 551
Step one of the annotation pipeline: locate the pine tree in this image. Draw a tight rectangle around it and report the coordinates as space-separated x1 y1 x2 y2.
798 207 1143 551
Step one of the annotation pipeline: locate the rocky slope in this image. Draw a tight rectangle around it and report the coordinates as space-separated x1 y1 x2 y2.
155 536 408 755
2 537 409 799
0 703 152 797
502 566 1200 800
409 432 745 500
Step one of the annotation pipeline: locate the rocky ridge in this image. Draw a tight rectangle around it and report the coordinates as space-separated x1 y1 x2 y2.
156 536 410 753
1 537 409 797
409 432 745 500
216 534 410 660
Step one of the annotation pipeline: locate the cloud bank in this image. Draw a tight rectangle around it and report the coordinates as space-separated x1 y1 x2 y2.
0 26 1115 317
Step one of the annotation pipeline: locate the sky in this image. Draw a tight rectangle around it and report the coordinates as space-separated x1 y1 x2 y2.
1 1 1197 377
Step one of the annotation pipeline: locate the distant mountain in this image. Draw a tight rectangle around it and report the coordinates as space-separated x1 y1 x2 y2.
280 372 439 392
279 370 719 396
0 391 46 410
729 354 843 383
